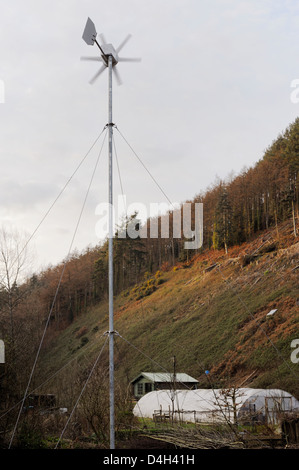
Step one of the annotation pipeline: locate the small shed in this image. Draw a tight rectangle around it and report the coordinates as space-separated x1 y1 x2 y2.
131 372 199 400
133 388 299 425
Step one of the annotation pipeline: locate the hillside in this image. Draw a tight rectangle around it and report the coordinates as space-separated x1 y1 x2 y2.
40 218 299 403
1 115 299 448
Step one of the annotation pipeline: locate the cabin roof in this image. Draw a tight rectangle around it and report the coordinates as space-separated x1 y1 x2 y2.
131 372 199 384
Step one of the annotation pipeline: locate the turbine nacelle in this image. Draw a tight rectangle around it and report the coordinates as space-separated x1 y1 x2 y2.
100 44 119 66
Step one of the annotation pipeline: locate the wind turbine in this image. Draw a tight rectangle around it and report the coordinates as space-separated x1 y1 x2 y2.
81 17 141 450
81 17 141 85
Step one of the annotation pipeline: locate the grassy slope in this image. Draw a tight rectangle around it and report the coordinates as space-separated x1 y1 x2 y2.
40 219 299 400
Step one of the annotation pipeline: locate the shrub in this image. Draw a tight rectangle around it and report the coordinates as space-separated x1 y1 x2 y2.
161 262 170 272
80 336 89 347
17 420 46 449
75 326 88 339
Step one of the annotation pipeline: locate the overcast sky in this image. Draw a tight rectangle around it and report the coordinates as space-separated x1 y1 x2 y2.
1 0 299 272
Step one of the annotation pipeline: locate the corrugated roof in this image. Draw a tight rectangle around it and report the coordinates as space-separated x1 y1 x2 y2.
131 372 198 384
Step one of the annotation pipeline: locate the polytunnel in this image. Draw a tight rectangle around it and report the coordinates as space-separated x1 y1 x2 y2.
133 388 299 425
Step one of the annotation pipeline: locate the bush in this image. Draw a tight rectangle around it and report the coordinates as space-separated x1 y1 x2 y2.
17 421 46 449
161 262 170 272
75 326 88 338
80 336 89 347
130 272 166 300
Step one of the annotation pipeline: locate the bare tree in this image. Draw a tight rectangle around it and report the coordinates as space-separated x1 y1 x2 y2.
0 226 33 342
79 365 136 447
217 387 245 426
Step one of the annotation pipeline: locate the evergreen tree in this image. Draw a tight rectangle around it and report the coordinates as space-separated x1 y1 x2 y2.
213 187 233 254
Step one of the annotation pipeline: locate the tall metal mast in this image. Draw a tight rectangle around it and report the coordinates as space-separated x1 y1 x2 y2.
107 54 115 449
81 17 140 450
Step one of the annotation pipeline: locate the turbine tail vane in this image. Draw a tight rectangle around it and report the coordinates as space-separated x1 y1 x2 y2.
82 17 97 46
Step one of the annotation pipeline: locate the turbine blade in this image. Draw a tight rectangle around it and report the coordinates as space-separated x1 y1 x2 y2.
113 66 123 86
99 33 107 44
80 56 102 61
118 57 142 62
89 64 106 84
116 34 132 53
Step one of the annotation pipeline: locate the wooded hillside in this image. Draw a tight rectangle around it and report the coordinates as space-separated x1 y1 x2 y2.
7 116 297 331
